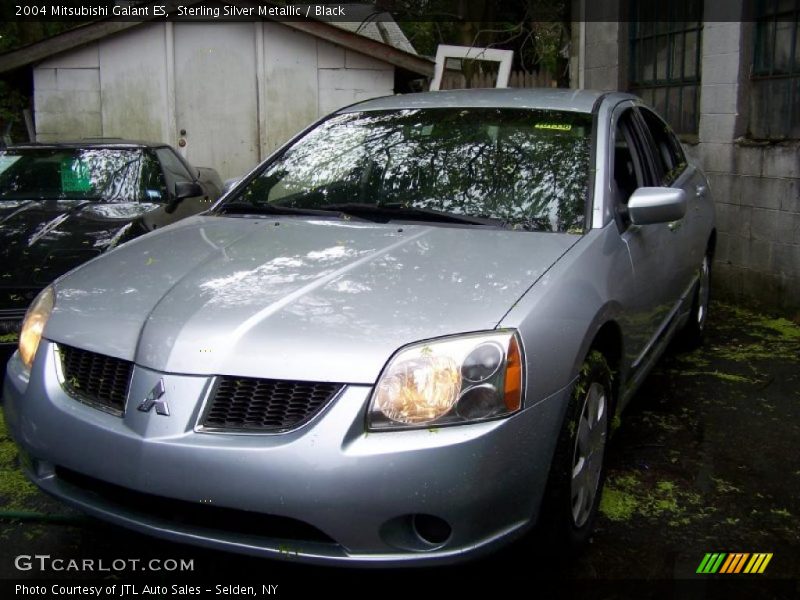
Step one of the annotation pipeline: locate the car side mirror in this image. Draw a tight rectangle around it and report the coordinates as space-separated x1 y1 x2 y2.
166 181 204 213
627 187 687 225
222 178 239 195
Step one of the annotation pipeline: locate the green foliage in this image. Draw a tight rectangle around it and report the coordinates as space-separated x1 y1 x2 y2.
400 21 462 57
753 316 800 341
0 80 28 141
0 408 38 511
0 2 85 53
712 477 742 494
599 487 637 521
396 1 571 82
573 349 613 402
671 301 799 389
0 6 87 141
678 370 757 384
610 414 622 433
600 473 706 525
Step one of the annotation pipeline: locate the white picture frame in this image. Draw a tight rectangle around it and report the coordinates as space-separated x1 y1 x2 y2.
430 44 514 91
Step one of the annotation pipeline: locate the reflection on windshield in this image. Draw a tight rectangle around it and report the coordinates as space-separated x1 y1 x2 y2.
0 148 166 203
223 108 593 233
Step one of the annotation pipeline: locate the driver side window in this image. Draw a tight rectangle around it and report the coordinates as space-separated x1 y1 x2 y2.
140 150 168 203
612 111 647 226
155 147 193 196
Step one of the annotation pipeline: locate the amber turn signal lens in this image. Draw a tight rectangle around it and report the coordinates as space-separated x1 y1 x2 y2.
503 335 522 411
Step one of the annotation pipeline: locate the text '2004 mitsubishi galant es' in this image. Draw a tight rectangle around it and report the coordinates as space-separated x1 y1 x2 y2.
3 89 714 565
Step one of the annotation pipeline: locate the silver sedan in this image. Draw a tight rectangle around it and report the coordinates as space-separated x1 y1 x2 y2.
3 89 715 565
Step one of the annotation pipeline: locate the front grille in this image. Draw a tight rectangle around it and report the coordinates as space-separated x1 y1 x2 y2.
55 467 336 545
58 345 133 415
201 376 343 432
0 309 25 338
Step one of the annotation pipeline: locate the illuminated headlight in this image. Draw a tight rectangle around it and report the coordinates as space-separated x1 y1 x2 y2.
19 286 55 370
368 331 524 430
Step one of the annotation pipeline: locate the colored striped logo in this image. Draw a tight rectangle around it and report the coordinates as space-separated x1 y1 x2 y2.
696 553 773 574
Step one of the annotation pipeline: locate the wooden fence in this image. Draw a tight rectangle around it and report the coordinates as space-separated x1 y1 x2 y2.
439 68 558 90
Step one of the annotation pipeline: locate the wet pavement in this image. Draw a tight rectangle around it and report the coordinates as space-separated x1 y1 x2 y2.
0 301 798 595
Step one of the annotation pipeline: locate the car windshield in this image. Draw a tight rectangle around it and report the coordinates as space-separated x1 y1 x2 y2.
217 107 593 233
0 147 162 202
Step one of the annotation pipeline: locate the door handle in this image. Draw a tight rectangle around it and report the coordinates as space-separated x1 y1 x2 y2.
695 185 707 198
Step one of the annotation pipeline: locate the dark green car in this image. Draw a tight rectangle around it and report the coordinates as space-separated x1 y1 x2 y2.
0 140 222 346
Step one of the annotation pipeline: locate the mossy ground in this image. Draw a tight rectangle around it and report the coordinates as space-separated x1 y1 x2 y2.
0 410 37 512
589 301 800 579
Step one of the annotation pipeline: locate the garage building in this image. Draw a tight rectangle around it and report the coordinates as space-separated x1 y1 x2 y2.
0 7 432 180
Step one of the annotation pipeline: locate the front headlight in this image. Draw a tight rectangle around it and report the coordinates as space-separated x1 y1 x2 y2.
19 286 55 369
368 330 524 430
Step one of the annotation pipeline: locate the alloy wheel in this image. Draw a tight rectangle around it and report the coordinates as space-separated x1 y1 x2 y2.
570 382 608 528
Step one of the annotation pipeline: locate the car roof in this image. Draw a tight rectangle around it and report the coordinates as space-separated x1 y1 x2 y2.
340 88 638 114
6 138 167 150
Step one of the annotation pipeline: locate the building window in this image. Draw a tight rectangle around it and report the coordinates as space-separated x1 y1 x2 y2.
751 0 800 139
628 2 703 136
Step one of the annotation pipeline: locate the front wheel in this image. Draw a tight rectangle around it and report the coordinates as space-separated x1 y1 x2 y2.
537 350 613 551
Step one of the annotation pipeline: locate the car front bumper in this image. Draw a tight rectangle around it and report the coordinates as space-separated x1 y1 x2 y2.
3 341 570 565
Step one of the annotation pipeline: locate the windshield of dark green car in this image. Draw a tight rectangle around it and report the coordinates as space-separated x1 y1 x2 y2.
0 148 166 202
218 108 593 233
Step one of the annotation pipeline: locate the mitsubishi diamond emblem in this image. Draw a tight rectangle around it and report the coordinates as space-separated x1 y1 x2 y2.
137 379 170 416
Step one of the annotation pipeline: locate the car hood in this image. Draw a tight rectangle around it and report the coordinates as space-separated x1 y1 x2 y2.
0 199 161 310
46 216 578 384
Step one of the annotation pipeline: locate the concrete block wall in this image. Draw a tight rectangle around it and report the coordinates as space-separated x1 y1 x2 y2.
707 142 800 313
582 21 623 91
695 21 800 314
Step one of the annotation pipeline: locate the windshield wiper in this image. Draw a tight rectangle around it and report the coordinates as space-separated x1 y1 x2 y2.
217 202 342 218
317 203 503 227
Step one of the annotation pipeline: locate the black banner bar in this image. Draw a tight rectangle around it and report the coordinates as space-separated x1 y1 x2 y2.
1 0 794 24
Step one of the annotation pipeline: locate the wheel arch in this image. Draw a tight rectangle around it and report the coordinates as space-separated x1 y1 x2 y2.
571 311 625 416
587 320 623 412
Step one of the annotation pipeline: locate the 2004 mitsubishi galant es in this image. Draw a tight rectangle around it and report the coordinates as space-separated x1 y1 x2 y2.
3 89 715 565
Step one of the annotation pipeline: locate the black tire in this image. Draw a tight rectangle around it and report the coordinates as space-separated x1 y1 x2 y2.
681 253 712 348
537 350 613 552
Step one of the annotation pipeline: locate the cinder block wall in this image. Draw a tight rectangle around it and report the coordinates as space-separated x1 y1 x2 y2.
692 22 800 314
697 141 800 314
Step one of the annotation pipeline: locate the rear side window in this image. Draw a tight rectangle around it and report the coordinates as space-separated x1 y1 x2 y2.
638 107 687 186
